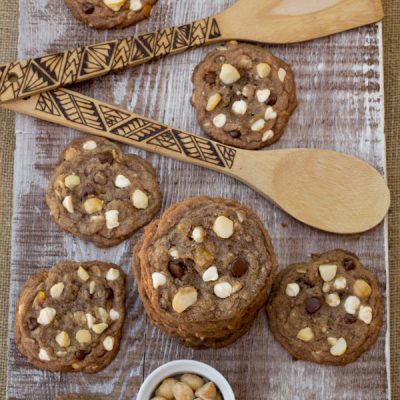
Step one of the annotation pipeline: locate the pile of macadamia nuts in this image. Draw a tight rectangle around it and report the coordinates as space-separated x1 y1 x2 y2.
151 373 223 400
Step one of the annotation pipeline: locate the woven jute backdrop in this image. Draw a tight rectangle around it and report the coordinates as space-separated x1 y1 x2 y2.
0 1 399 399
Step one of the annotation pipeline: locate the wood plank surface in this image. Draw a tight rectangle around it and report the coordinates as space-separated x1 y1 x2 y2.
6 0 388 399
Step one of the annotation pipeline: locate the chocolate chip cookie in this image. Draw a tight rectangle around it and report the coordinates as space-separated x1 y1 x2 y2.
191 41 297 150
46 137 162 248
14 261 126 373
65 0 157 29
133 196 277 348
267 250 384 365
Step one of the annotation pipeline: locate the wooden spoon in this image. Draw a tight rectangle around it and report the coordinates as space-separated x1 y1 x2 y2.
0 0 383 104
3 88 390 234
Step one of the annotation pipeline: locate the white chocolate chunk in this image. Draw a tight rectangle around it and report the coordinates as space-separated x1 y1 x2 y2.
64 174 80 190
344 295 361 314
213 113 226 128
322 282 331 293
202 266 219 282
214 282 233 299
105 210 120 230
115 174 131 188
62 196 74 213
251 118 265 132
106 268 120 281
156 378 178 399
110 309 120 321
98 307 108 323
56 331 70 348
264 106 277 120
327 337 338 346
285 283 300 297
37 307 56 325
353 279 372 298
206 93 222 111
213 216 234 238
237 211 245 223
169 247 179 259
195 382 217 399
85 313 96 329
172 382 194 400
39 348 50 361
77 266 90 281
326 293 340 307
256 89 271 103
181 374 205 391
296 327 314 342
103 336 115 351
232 100 248 115
262 130 274 142
92 323 109 334
84 197 104 214
50 282 64 298
130 0 143 11
358 305 373 324
219 64 241 85
103 0 125 12
191 226 206 243
152 272 167 289
278 68 287 82
132 189 149 209
333 276 347 290
256 63 271 78
330 337 347 356
82 140 97 150
319 264 337 282
172 287 198 313
89 281 96 295
76 329 92 344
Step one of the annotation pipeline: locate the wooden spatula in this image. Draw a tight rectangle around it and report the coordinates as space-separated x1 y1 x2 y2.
3 88 389 234
0 0 383 104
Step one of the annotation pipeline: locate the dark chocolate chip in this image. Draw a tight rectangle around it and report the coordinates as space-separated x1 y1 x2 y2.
204 72 217 84
93 171 107 185
82 3 95 14
229 130 241 139
266 93 278 106
168 261 186 279
27 317 38 331
98 151 113 164
343 258 356 271
231 258 249 278
75 350 90 360
344 313 357 324
81 184 96 197
305 297 321 314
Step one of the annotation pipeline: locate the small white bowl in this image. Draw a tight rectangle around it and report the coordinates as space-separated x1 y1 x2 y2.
137 359 235 400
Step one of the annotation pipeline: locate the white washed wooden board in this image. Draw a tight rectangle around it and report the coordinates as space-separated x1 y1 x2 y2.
6 0 388 399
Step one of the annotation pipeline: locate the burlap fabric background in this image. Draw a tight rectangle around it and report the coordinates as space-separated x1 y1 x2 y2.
0 1 398 399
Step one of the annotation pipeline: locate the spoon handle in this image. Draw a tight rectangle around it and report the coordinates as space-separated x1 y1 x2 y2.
0 17 223 105
2 87 238 172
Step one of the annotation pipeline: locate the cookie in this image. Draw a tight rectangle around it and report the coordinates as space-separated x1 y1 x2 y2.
191 41 297 150
133 196 277 348
56 396 97 400
267 250 384 365
65 0 157 29
46 137 162 248
14 261 126 373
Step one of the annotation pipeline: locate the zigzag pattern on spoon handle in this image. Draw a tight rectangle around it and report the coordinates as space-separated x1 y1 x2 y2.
0 17 222 104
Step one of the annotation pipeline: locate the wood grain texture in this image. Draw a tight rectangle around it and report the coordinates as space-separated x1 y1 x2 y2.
6 0 388 399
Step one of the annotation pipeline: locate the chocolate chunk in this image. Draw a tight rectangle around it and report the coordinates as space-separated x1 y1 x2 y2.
229 130 241 139
266 93 278 106
305 297 321 314
98 151 113 164
168 261 186 279
82 3 95 14
81 184 96 197
93 171 107 185
343 258 356 271
27 317 38 331
344 313 357 324
75 350 89 360
204 72 216 84
231 258 248 278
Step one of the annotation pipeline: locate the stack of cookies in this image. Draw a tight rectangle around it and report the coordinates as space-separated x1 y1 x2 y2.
133 196 277 348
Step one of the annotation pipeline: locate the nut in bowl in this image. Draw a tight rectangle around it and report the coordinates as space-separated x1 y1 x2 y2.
137 360 235 400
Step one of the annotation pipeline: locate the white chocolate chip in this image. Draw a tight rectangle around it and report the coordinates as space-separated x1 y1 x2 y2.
191 226 206 243
82 140 97 150
37 307 56 325
89 281 96 295
206 93 222 111
105 210 120 230
213 113 226 128
92 323 109 334
106 268 120 281
76 329 91 344
278 68 287 82
85 313 96 329
152 272 167 289
132 189 149 209
56 331 70 348
219 64 241 85
130 0 143 11
344 295 361 315
319 264 337 282
251 119 265 132
322 282 331 293
264 106 277 121
330 337 347 356
327 337 338 346
64 174 80 190
256 89 271 103
62 196 74 213
110 309 120 321
262 130 274 142
77 266 90 281
296 327 314 342
353 279 372 298
169 247 179 259
56 351 67 357
358 305 373 324
237 211 245 222
114 174 131 188
103 0 125 11
39 348 50 361
84 197 104 214
285 283 300 297
103 336 115 351
202 266 219 282
213 216 234 239
50 282 64 299
256 63 271 78
213 282 233 299
333 276 347 290
231 100 248 115
98 307 108 323
325 293 340 307
172 286 198 313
